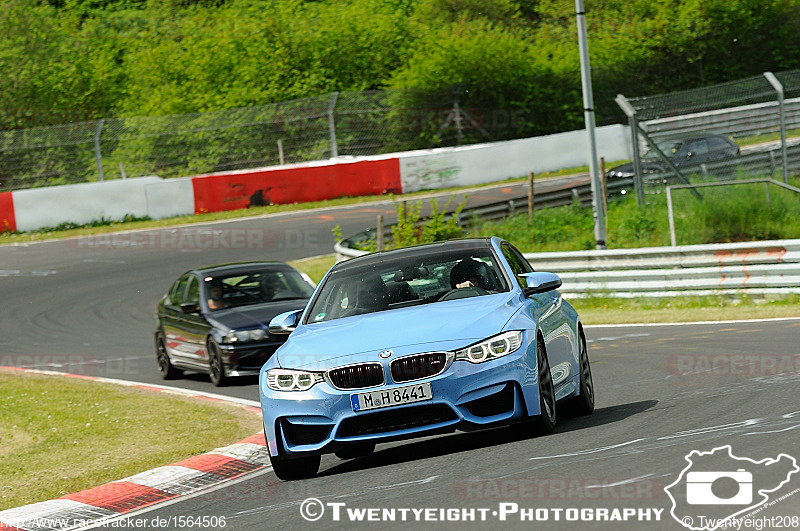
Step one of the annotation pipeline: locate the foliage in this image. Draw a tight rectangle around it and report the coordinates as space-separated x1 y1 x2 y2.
467 179 800 250
392 196 466 248
3 0 800 187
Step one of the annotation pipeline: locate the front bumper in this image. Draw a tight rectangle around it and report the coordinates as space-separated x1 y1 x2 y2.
260 345 540 457
220 341 284 375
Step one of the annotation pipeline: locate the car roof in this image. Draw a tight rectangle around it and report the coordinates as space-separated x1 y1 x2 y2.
332 238 498 272
193 261 296 277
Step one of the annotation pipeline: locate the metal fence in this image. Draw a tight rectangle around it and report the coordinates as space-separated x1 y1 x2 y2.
615 69 800 203
0 88 531 192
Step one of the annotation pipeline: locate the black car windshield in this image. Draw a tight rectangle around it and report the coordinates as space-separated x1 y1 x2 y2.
305 248 509 323
643 140 683 159
204 269 314 310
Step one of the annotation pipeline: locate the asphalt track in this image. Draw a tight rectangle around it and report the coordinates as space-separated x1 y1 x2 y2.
2 176 799 530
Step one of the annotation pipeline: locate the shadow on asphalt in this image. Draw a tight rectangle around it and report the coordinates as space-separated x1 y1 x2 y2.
318 399 658 478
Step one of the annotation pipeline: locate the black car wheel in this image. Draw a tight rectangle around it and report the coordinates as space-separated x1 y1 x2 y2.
565 330 595 416
207 338 228 387
270 453 321 481
335 442 375 460
530 338 557 435
155 333 182 380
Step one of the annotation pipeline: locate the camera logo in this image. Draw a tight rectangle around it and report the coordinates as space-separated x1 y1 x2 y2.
665 445 799 530
686 469 752 505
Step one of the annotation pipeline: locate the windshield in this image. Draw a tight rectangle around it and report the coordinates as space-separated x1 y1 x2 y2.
643 140 684 160
204 269 314 310
306 249 509 323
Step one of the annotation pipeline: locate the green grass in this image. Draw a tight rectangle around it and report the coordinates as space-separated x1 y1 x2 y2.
0 369 263 510
466 177 800 249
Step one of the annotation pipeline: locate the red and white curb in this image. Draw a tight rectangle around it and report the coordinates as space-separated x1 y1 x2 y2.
0 368 268 531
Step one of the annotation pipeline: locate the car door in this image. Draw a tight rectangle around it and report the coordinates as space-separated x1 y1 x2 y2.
173 275 211 368
500 243 573 389
160 275 192 364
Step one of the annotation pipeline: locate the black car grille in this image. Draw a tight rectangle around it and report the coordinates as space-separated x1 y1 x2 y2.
338 403 458 437
463 383 515 418
327 363 384 390
280 419 331 446
390 352 448 383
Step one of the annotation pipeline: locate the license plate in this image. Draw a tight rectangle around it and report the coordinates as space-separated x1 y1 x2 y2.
351 383 433 412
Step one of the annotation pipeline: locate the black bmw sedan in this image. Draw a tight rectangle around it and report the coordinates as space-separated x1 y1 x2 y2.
155 261 315 386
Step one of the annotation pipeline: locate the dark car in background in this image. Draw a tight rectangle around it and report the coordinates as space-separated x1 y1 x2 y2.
606 134 740 181
155 261 316 386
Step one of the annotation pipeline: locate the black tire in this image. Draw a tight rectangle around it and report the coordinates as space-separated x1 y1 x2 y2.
335 442 375 460
531 338 557 435
155 333 182 380
207 338 228 387
270 453 321 481
564 330 595 417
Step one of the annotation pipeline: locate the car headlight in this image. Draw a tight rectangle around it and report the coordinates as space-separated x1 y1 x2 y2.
222 329 268 343
265 368 324 392
454 331 523 364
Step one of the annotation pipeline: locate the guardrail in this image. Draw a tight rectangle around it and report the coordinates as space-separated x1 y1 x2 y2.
523 240 800 297
337 228 800 297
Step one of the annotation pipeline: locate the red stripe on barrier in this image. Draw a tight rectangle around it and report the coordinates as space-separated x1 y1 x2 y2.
192 159 402 214
0 192 16 233
239 432 267 446
62 482 176 513
0 523 24 530
173 454 261 478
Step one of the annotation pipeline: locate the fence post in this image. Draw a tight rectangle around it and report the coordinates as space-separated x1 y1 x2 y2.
667 186 677 247
376 215 384 251
278 139 285 165
94 119 105 182
764 72 788 183
615 94 645 207
328 92 339 158
527 172 534 221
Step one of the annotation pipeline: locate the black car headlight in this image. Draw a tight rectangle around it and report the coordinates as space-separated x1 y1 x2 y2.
265 368 324 392
222 329 268 343
454 331 523 364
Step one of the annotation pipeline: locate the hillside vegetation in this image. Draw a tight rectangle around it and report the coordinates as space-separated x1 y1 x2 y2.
2 0 799 134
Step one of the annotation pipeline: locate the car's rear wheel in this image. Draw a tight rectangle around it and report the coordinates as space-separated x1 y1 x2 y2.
270 454 321 481
564 330 594 416
155 333 182 380
530 338 557 435
335 442 375 460
207 338 228 387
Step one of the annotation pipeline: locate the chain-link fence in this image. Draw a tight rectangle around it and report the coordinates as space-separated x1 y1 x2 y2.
613 69 800 245
0 88 533 192
614 69 800 204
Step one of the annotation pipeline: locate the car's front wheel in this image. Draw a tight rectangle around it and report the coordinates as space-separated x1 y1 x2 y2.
207 338 228 387
270 454 321 481
525 338 557 436
564 330 594 416
155 333 182 380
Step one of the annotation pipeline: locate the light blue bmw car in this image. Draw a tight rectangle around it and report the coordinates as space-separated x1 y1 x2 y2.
260 237 594 480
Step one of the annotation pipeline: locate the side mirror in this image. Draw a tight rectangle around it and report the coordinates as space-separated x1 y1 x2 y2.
519 272 562 296
180 302 199 314
269 309 302 335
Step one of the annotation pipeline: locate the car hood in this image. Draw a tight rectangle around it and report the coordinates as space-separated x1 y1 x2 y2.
277 293 521 370
208 299 308 331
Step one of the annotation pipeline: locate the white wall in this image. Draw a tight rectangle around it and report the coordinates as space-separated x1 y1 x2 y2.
398 124 631 193
13 177 194 232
